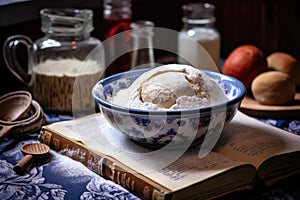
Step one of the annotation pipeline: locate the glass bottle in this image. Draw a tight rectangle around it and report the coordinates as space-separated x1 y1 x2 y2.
130 20 155 69
103 0 132 76
3 8 104 113
178 2 221 70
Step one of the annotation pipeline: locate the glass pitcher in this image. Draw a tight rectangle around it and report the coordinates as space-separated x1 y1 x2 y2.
3 8 105 113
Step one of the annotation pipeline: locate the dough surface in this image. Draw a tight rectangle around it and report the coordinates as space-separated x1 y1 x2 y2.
251 71 296 105
267 52 300 86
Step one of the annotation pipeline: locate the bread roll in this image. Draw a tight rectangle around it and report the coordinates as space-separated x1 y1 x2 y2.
251 71 295 105
267 52 300 86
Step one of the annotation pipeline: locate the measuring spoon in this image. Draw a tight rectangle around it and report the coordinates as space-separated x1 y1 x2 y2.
13 143 50 174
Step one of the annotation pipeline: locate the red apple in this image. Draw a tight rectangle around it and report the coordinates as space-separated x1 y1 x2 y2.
222 45 268 91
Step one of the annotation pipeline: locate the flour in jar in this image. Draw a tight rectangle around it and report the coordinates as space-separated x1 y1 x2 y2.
33 58 101 76
32 58 103 112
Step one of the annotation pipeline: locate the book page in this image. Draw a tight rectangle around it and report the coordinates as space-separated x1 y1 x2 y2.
214 111 300 168
47 113 252 191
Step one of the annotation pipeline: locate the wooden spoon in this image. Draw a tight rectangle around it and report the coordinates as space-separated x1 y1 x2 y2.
13 143 50 174
0 91 32 140
0 90 32 121
0 100 45 138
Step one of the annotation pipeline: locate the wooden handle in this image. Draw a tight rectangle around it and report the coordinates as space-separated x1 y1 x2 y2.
13 154 33 174
0 125 13 140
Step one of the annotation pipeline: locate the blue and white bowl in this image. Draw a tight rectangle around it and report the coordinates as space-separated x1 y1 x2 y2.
92 68 246 149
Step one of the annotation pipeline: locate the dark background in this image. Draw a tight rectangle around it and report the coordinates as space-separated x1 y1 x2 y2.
1 0 299 95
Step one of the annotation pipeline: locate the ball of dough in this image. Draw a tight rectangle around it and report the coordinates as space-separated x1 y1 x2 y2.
251 71 296 105
267 52 300 86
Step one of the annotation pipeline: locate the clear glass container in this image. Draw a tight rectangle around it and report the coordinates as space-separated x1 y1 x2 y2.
3 8 105 113
103 0 132 38
130 20 155 69
103 0 132 76
178 2 221 70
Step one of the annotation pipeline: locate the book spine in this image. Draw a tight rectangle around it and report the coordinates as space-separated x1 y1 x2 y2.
38 128 167 200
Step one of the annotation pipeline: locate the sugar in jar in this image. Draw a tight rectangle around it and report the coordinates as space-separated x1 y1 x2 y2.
178 2 221 70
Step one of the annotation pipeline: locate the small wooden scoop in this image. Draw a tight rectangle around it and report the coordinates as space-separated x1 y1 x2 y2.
13 143 50 174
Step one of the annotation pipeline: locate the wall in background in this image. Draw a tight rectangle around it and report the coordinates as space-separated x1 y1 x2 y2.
1 0 299 95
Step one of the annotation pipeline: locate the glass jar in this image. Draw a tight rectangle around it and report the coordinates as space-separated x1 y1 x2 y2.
103 0 132 76
130 20 155 69
3 8 105 113
103 0 132 39
178 2 221 71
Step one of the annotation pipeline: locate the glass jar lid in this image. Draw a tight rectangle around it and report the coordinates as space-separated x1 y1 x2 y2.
182 3 216 25
40 8 94 36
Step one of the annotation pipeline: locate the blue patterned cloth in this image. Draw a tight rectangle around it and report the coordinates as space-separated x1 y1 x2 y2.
1 113 300 200
257 118 300 136
0 113 140 200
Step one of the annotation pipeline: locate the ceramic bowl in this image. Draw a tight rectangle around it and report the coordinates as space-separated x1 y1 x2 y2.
92 68 246 149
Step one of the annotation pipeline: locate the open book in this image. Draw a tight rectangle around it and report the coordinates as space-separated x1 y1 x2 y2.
38 111 300 200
